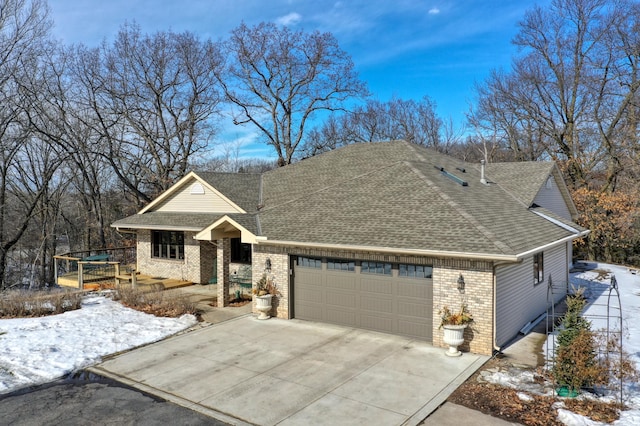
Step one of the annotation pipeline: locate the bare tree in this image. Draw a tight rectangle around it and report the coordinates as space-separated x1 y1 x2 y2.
217 22 368 165
469 0 640 189
13 138 67 287
67 24 224 207
469 0 640 265
302 96 444 156
22 43 125 251
0 0 52 288
468 70 550 162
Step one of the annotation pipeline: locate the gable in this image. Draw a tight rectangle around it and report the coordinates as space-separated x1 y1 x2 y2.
153 176 243 214
532 174 572 220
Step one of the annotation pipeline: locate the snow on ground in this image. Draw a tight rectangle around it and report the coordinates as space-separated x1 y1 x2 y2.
0 294 197 394
1 265 638 424
483 263 640 425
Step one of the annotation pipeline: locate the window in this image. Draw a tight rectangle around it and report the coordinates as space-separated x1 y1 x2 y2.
327 259 355 271
230 238 251 263
298 256 321 268
534 252 544 284
399 264 432 279
152 231 184 260
361 261 391 275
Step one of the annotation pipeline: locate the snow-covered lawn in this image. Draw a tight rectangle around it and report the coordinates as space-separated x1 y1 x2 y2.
1 264 638 425
0 294 197 394
484 263 640 425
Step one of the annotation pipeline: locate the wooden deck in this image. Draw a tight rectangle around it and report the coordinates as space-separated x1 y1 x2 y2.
57 272 192 291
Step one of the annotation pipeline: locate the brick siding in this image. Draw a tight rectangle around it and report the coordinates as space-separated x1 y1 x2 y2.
216 238 231 306
250 244 496 355
137 230 206 283
137 232 497 354
252 247 289 319
431 259 494 355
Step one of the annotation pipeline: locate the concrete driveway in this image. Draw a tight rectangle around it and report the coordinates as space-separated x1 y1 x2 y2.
91 316 488 426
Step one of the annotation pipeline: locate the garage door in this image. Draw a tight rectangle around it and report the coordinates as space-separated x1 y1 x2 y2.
293 256 433 341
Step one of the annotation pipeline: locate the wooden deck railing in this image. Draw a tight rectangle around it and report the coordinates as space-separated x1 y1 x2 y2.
53 246 136 289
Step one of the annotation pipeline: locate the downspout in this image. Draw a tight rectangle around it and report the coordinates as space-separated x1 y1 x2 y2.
492 260 517 353
493 264 500 354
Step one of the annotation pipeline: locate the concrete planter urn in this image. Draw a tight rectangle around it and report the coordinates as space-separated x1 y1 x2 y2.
442 324 467 356
439 304 473 357
255 294 273 320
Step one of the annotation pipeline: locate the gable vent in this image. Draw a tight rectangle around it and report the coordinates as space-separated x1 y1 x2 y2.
190 183 205 194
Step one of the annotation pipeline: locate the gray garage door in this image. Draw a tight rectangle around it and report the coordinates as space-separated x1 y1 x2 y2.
293 256 433 341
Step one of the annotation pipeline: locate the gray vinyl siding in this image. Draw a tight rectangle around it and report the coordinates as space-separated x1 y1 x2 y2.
495 244 568 347
156 177 243 214
532 175 571 220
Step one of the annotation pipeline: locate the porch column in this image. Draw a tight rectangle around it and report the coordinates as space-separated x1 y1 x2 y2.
216 238 230 307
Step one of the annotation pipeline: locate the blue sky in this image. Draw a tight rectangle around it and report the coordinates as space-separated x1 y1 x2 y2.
48 1 548 159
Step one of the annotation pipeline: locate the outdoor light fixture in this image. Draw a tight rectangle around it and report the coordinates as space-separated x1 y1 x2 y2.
265 258 272 272
457 274 465 292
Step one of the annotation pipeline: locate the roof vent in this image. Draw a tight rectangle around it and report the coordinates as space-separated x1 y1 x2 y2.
435 166 468 186
190 183 205 194
480 160 488 185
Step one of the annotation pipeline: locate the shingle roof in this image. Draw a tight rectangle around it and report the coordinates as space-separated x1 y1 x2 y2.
112 212 224 231
484 162 556 207
225 213 259 235
530 207 588 234
257 141 580 257
112 140 586 259
196 172 261 213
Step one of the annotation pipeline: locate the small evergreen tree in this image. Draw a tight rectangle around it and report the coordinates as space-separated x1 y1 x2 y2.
552 289 606 394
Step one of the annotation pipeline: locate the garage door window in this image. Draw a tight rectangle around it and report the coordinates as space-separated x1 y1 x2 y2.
361 261 391 275
399 264 433 279
327 259 355 271
298 256 321 268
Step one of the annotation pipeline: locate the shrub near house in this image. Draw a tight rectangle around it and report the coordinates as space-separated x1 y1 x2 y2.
552 290 605 394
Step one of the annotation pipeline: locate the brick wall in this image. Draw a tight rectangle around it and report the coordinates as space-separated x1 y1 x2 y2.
252 246 289 319
431 258 494 355
199 241 216 284
136 230 204 283
217 238 231 306
248 242 498 355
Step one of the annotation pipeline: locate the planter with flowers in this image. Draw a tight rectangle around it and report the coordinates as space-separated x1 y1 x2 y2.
439 304 473 356
253 274 280 320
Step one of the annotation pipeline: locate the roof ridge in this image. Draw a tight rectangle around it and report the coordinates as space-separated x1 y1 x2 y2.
404 161 514 255
195 170 263 176
405 141 428 162
485 179 531 210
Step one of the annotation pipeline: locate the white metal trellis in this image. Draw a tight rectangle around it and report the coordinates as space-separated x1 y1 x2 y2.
546 269 623 403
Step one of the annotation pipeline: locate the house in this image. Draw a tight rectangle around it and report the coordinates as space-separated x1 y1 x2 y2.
111 140 588 355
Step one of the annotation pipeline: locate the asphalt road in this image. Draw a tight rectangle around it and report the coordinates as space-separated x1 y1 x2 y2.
0 372 228 426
